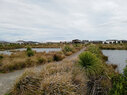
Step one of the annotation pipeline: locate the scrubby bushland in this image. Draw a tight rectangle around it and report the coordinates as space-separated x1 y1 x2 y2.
7 61 87 95
0 44 83 73
0 51 65 73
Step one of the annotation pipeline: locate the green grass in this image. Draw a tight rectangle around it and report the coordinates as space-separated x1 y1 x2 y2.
79 51 103 77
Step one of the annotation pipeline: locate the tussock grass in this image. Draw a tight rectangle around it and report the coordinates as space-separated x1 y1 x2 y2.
79 51 103 77
8 61 87 95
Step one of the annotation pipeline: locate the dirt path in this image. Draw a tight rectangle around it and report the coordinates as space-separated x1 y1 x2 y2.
0 48 85 95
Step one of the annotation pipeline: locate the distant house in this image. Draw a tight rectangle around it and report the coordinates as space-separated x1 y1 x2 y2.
120 40 127 43
16 40 26 44
105 40 119 44
16 40 39 45
90 41 103 44
72 39 81 44
25 41 39 44
82 40 89 44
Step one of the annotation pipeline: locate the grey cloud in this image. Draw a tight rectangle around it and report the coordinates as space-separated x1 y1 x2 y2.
0 0 127 41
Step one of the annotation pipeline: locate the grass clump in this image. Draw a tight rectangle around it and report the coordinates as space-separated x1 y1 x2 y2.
37 56 47 64
63 45 73 52
79 51 102 77
8 61 87 95
9 70 41 95
53 54 65 61
62 45 74 56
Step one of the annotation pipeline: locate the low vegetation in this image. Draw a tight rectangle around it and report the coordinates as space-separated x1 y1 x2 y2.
0 43 66 50
6 61 87 95
6 44 127 95
6 44 116 95
79 44 117 95
0 43 24 50
110 65 127 95
0 45 82 73
98 44 127 50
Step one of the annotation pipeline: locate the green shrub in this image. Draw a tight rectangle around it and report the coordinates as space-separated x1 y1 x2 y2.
79 51 102 76
26 47 34 57
124 65 127 77
27 50 34 57
63 45 73 52
26 47 32 51
110 65 127 95
110 74 127 95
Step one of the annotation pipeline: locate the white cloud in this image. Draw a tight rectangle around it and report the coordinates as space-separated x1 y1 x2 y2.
0 0 127 41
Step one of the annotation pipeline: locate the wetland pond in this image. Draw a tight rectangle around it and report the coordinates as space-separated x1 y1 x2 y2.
102 50 127 73
0 48 61 55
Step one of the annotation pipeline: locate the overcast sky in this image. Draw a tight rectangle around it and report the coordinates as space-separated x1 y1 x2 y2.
0 0 127 42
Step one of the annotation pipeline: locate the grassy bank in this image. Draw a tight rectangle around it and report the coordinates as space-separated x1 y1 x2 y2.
6 44 119 95
98 44 127 50
0 45 83 73
0 43 63 50
0 43 84 50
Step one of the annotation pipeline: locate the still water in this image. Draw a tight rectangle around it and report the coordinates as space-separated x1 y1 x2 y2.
0 48 61 55
102 50 127 73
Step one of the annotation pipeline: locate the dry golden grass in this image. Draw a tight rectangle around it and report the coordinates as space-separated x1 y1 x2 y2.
8 61 87 95
0 45 83 73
